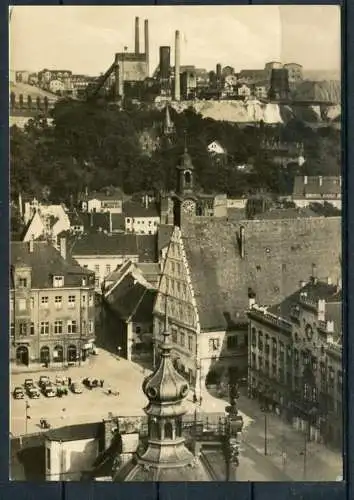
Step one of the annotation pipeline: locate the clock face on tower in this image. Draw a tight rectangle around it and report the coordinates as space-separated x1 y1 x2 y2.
182 199 195 215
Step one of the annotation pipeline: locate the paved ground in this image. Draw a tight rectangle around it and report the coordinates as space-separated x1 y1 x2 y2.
230 391 343 482
10 350 342 482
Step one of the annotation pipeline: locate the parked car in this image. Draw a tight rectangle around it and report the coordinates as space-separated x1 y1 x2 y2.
13 387 25 399
56 386 68 397
27 387 40 399
44 387 56 398
39 376 50 388
24 378 35 390
71 382 83 394
56 376 68 386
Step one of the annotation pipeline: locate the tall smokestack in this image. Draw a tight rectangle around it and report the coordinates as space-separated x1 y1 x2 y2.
135 17 140 54
144 19 149 76
174 30 181 101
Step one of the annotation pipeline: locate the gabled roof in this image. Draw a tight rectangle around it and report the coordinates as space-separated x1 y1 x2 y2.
181 218 341 331
106 274 156 322
293 176 341 197
11 241 93 289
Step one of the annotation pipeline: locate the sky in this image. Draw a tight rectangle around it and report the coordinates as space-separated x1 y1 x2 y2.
10 5 341 76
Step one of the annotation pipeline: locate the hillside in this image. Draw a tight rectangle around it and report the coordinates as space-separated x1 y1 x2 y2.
156 99 340 125
292 80 341 104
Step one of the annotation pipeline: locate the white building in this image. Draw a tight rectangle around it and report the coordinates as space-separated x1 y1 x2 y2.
124 201 160 235
207 141 227 156
292 176 342 209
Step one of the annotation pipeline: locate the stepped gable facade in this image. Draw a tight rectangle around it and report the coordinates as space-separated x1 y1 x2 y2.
153 216 341 396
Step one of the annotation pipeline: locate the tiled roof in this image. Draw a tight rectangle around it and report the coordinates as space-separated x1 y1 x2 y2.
71 233 138 256
123 201 160 218
158 224 174 252
89 189 124 201
268 280 341 321
255 207 318 220
182 218 341 331
80 213 110 233
106 274 156 321
11 241 94 289
293 176 341 197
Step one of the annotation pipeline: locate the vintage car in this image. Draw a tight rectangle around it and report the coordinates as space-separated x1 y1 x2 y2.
38 376 51 388
13 387 25 399
70 382 83 394
27 387 40 399
43 386 56 398
24 378 35 390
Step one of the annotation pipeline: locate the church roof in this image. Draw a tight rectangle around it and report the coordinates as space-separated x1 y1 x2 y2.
181 217 341 331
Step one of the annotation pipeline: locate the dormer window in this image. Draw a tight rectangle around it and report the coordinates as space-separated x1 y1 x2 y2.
53 276 64 288
18 278 27 288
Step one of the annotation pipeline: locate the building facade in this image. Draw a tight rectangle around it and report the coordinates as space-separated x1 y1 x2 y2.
248 279 342 448
10 240 96 367
292 176 342 209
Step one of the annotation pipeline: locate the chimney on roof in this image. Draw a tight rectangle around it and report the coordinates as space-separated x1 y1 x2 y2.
304 175 308 185
318 299 326 322
60 237 67 261
174 30 181 101
319 176 323 187
311 263 317 282
29 237 34 253
239 225 245 259
248 287 256 308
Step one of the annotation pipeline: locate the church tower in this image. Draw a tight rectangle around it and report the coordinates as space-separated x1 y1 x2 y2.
114 308 211 481
173 144 197 227
163 105 175 137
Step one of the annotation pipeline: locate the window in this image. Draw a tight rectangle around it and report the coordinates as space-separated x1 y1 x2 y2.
180 332 185 347
18 278 27 288
89 320 94 334
88 295 94 307
171 328 178 344
105 264 111 275
18 298 26 311
94 265 100 274
53 276 64 288
227 336 238 350
19 323 27 336
41 296 49 308
171 262 175 273
251 327 257 347
126 218 130 223
95 278 100 288
54 320 63 334
68 295 76 308
82 295 86 305
258 331 263 351
40 322 49 335
30 322 35 335
135 326 141 334
55 296 62 309
67 320 77 334
188 335 193 351
209 338 220 352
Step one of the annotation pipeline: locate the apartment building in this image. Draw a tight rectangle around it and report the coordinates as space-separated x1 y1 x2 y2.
10 239 96 367
248 278 342 448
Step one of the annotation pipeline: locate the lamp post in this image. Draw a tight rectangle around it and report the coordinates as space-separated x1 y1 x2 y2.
117 345 122 358
224 385 244 481
25 401 30 435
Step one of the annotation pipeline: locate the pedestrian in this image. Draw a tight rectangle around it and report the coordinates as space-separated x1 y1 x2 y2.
68 377 72 386
100 379 104 388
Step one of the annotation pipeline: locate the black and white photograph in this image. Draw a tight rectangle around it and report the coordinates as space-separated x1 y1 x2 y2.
9 5 342 482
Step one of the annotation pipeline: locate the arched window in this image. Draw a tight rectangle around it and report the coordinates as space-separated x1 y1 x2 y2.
164 421 173 439
149 419 160 439
40 346 50 363
184 170 192 187
176 417 182 437
53 345 63 362
16 346 29 366
67 344 77 362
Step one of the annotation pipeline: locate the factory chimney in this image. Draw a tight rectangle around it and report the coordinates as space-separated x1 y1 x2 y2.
174 30 181 101
144 19 149 76
135 17 140 54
